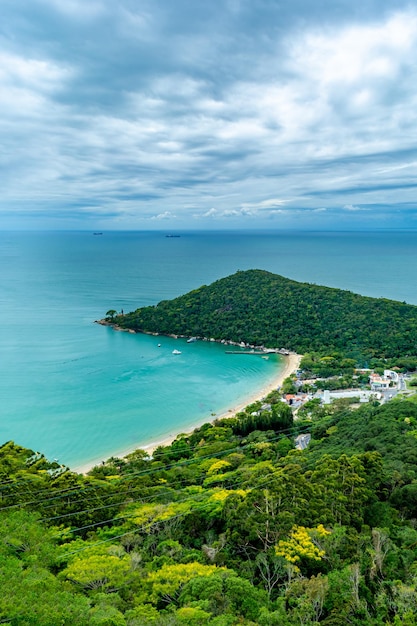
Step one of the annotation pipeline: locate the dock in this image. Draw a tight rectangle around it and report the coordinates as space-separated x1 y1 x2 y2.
225 350 268 355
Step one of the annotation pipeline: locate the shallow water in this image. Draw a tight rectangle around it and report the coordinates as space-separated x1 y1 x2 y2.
1 229 416 468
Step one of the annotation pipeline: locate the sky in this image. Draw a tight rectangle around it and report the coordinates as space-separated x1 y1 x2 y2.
2 0 417 230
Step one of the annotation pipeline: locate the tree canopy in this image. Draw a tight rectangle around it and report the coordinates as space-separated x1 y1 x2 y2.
3 395 417 624
113 269 417 361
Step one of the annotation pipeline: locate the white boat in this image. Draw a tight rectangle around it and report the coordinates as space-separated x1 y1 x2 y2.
187 337 197 343
172 349 182 355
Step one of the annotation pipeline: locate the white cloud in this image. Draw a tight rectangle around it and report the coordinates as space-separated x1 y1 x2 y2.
150 211 177 220
1 3 417 228
201 208 218 217
241 198 288 211
290 11 417 87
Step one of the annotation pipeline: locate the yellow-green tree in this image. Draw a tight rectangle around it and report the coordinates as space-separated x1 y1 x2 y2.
60 554 131 591
275 524 331 577
146 562 227 605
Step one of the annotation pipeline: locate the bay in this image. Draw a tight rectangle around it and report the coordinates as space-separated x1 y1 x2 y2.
1 229 416 469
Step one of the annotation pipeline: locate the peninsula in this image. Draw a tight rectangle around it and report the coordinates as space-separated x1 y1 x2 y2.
102 269 417 368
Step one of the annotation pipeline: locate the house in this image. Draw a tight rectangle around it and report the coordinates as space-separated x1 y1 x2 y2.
369 373 391 391
284 393 307 409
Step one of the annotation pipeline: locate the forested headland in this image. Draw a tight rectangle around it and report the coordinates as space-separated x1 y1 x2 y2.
111 269 417 375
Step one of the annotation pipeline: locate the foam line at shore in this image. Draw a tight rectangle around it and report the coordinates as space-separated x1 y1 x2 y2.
73 353 302 474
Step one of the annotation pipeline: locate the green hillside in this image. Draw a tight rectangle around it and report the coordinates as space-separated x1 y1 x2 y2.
3 398 417 624
115 269 417 359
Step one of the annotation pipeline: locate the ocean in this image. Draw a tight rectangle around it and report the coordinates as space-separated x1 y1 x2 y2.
1 229 416 469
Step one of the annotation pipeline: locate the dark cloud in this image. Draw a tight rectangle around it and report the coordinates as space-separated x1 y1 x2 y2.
1 0 417 229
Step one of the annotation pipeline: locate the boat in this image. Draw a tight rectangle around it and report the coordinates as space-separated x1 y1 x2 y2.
172 349 182 355
187 337 197 343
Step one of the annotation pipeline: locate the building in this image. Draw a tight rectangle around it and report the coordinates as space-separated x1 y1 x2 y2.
369 373 391 391
321 389 381 404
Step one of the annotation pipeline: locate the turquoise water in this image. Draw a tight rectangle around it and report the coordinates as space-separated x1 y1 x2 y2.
1 229 417 468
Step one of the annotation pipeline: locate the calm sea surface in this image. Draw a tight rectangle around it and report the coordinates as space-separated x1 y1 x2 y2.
1 229 417 469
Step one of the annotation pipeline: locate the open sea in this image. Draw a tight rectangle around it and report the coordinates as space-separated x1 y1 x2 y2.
1 229 417 470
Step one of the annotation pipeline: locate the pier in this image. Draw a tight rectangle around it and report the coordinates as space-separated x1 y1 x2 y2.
225 350 269 355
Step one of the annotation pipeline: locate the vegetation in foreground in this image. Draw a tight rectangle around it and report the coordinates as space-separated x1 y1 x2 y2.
3 396 417 624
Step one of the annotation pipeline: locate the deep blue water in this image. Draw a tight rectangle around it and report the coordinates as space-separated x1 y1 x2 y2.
1 229 416 469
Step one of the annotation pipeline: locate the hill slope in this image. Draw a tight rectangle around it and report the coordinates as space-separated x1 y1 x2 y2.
4 399 417 624
115 269 417 358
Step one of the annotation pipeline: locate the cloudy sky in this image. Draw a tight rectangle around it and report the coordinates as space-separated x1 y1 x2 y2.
2 0 417 230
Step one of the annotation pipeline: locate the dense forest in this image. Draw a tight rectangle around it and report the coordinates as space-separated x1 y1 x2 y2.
112 270 417 365
3 395 417 624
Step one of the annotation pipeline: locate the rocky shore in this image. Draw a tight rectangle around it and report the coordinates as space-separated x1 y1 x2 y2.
95 318 293 355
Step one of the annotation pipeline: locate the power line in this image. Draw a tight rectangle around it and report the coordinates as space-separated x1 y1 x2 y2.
0 424 310 513
59 467 284 558
49 434 310 539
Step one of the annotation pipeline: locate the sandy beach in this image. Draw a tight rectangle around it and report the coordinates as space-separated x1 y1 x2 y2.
73 352 302 474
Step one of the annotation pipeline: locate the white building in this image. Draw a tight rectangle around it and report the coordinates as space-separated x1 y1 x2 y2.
322 389 380 404
369 373 391 391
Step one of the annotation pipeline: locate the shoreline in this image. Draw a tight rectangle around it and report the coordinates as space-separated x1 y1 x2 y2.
73 352 302 475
